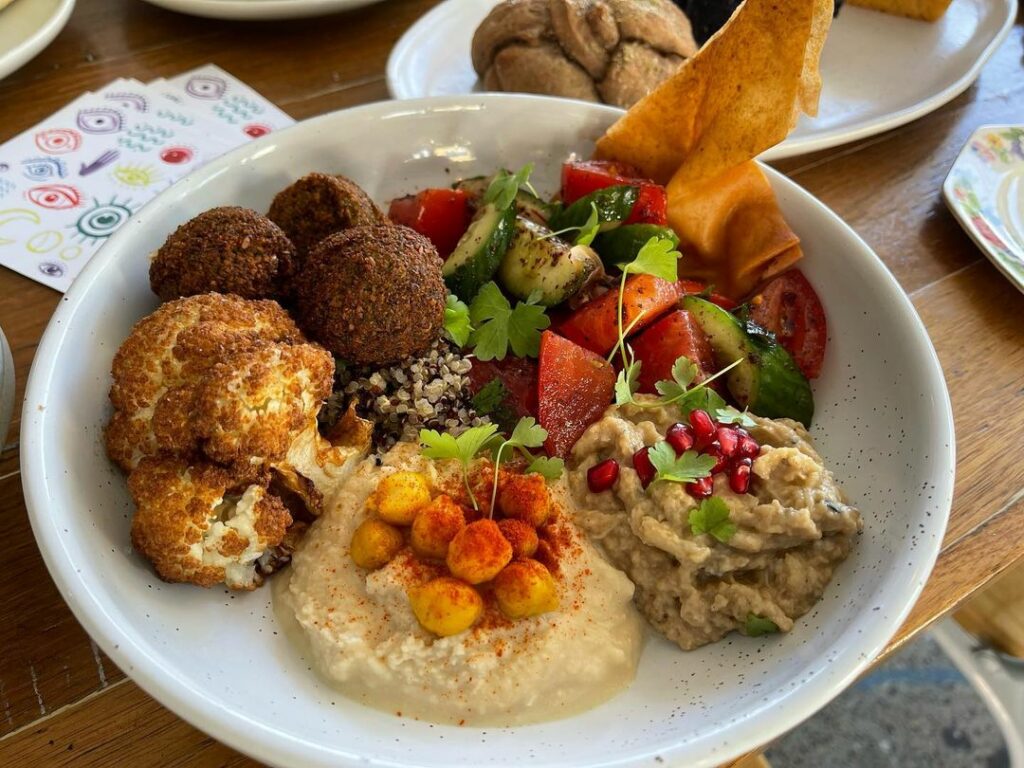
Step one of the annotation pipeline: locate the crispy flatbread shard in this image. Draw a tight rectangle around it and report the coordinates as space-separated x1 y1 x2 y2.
594 0 833 185
669 161 803 298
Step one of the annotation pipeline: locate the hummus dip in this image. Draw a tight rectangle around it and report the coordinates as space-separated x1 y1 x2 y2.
276 443 644 726
568 403 862 650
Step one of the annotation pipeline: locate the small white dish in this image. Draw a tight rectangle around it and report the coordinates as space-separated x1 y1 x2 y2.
386 0 1017 160
0 0 75 82
943 124 1024 294
21 95 954 768
136 0 384 21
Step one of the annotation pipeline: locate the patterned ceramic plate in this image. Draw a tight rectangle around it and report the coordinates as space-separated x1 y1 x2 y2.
944 125 1024 294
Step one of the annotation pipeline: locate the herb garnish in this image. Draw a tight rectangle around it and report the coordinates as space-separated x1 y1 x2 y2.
484 164 537 211
539 201 600 246
420 423 500 510
647 441 717 486
419 417 563 513
469 282 550 361
688 496 736 543
744 614 780 637
443 293 472 347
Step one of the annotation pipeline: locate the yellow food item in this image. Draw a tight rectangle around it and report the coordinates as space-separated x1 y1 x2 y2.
497 473 551 527
594 0 833 185
497 518 539 559
493 559 560 619
848 0 952 21
368 470 431 525
410 494 466 559
408 577 484 636
446 519 513 584
349 518 404 570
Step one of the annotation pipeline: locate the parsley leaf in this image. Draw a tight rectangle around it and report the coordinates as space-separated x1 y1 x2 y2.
508 291 550 357
713 406 757 428
688 496 736 543
420 423 500 510
443 294 472 347
615 359 642 405
470 378 508 416
744 614 779 637
619 236 681 283
647 441 717 485
469 281 549 361
526 455 564 480
654 356 698 400
483 163 535 211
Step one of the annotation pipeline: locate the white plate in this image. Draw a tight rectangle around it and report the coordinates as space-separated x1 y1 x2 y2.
137 0 383 21
386 0 1017 160
943 124 1024 295
21 95 954 768
0 0 75 82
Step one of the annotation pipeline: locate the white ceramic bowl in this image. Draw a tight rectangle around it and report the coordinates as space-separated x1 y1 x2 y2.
21 95 955 768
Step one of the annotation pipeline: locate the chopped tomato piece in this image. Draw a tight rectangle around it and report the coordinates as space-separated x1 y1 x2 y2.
538 332 616 458
558 274 679 356
466 356 538 425
629 310 717 394
561 160 667 226
748 268 827 379
387 188 471 258
677 279 737 311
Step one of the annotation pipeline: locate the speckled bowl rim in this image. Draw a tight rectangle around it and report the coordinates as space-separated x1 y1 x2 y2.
20 95 955 768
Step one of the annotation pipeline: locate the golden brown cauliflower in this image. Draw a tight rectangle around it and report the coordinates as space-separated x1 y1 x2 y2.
128 457 292 590
106 292 302 472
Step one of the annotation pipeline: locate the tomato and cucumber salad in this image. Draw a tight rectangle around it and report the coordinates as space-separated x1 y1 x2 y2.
388 160 828 458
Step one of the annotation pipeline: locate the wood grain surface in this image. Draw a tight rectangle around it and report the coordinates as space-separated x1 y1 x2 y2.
0 1 1021 765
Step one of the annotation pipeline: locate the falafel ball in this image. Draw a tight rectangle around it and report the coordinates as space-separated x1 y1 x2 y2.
293 224 446 366
267 172 387 258
149 207 296 301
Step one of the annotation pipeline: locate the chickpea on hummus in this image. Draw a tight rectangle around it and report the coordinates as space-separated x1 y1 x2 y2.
569 402 862 650
277 443 644 726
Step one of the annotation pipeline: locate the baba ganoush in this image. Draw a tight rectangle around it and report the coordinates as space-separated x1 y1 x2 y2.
569 402 862 650
277 442 644 726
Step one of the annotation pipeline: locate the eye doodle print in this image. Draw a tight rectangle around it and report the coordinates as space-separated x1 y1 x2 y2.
35 129 82 155
104 92 149 113
21 157 67 181
159 147 193 164
69 197 135 244
184 75 227 100
0 180 14 199
38 262 66 279
112 164 162 188
243 124 271 138
77 108 125 135
26 184 83 210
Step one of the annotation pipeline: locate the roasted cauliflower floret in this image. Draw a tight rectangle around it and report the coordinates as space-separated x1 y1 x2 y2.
193 342 334 465
128 457 292 590
106 292 302 472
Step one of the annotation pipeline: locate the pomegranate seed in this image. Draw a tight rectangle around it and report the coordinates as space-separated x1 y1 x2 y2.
729 458 752 494
689 409 716 443
632 447 656 488
703 443 728 474
686 475 714 499
737 435 761 459
587 458 620 493
666 422 695 454
715 426 739 457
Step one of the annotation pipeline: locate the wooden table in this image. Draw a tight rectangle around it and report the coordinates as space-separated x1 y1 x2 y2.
0 1 1021 765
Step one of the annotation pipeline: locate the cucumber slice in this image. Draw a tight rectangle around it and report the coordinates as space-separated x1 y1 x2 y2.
548 185 639 234
498 217 602 306
455 175 552 224
593 224 679 269
442 202 517 302
682 296 814 426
